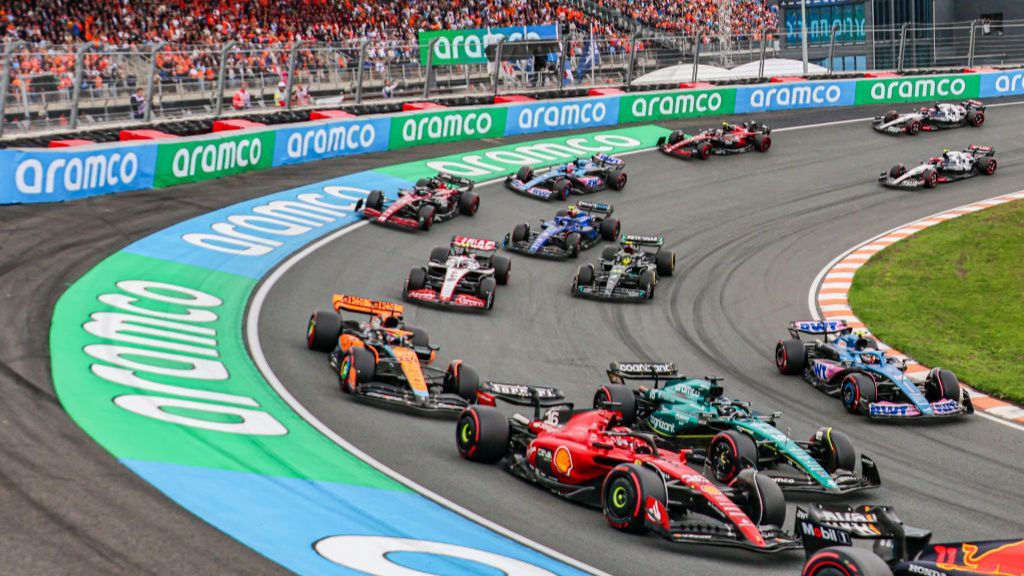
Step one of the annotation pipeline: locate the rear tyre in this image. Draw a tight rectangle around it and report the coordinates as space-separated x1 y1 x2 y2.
565 232 583 258
697 141 712 160
810 427 857 473
365 190 385 211
926 368 961 403
639 270 656 300
978 156 997 175
417 205 436 230
340 347 376 393
599 217 620 241
602 464 667 534
405 267 427 294
607 169 627 191
803 546 894 576
734 469 786 527
775 339 807 375
554 178 572 200
516 165 533 183
907 120 921 135
656 250 675 277
446 361 480 401
888 164 906 179
511 222 530 243
491 254 511 285
967 109 984 127
456 406 510 463
458 191 480 215
708 430 759 483
593 384 637 426
307 311 342 352
753 133 771 153
841 373 877 415
478 277 497 310
429 246 450 263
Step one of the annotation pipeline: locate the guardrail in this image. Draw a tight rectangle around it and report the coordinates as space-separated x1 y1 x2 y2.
3 66 1024 205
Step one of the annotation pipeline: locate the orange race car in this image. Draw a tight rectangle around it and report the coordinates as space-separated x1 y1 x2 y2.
305 295 561 416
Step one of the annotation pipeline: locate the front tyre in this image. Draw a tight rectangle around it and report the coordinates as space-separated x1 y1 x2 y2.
734 469 786 527
340 346 376 393
491 254 512 285
841 373 877 415
601 464 667 534
417 205 436 230
639 270 656 300
708 430 759 483
456 406 510 463
565 232 583 258
925 368 961 403
810 427 857 473
445 361 480 401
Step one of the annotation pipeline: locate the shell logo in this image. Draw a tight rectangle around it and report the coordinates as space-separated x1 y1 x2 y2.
553 446 573 476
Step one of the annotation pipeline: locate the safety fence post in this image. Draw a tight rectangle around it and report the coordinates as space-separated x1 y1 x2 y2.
69 43 92 130
0 41 24 137
214 41 236 117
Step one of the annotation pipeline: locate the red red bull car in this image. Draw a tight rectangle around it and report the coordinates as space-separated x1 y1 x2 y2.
657 121 772 160
799 503 1024 576
404 235 511 311
356 172 478 230
457 403 800 553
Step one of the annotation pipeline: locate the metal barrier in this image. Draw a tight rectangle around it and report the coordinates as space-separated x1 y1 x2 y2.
3 19 1024 138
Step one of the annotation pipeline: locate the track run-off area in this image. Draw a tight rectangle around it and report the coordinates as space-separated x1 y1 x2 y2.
9 100 1022 575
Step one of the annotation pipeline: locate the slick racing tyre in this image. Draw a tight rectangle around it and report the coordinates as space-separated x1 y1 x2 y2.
602 464 667 534
667 130 686 145
888 164 906 179
601 246 618 260
734 469 786 527
574 264 595 289
753 133 771 153
406 325 430 348
639 270 656 299
656 250 675 277
967 109 984 127
810 427 857 473
516 165 533 183
841 373 877 415
977 156 997 175
340 347 376 394
307 311 342 352
708 430 759 483
417 204 436 230
365 189 385 211
429 246 450 263
511 222 530 243
775 339 807 375
921 168 938 188
458 191 480 215
565 232 583 258
478 277 497 310
445 361 480 401
802 546 894 576
491 254 512 285
608 169 627 191
593 384 637 426
697 141 712 160
456 406 510 463
883 110 899 123
599 217 620 241
554 178 573 201
925 368 961 403
907 120 921 135
405 267 427 295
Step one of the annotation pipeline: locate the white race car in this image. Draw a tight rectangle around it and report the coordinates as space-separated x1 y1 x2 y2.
872 100 985 135
404 235 511 311
879 145 996 189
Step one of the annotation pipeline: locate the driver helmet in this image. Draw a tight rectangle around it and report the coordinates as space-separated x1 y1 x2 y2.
622 242 636 254
854 337 871 351
451 244 468 257
860 352 880 365
382 315 401 329
942 148 951 160
565 204 579 218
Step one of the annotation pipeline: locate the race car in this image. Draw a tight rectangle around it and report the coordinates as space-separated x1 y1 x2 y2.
504 154 627 200
457 402 800 553
656 120 771 160
872 99 986 135
879 145 996 189
356 172 478 230
775 320 974 419
503 201 620 259
799 504 1024 576
595 362 880 495
305 294 508 417
404 235 511 311
572 234 675 301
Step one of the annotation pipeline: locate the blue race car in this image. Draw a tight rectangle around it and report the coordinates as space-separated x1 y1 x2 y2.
776 320 974 419
504 154 627 200
503 201 620 259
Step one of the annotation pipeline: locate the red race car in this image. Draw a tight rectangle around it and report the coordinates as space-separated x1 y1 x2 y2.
356 172 479 230
657 121 772 160
457 403 800 553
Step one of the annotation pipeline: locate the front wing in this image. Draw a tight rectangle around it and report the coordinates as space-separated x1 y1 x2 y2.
644 497 801 553
765 456 882 495
404 287 492 310
351 382 470 418
866 396 974 419
505 176 559 200
573 283 650 301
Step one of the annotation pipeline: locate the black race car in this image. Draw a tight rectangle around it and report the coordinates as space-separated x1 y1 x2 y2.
872 99 986 135
879 145 996 189
572 234 676 301
657 121 771 160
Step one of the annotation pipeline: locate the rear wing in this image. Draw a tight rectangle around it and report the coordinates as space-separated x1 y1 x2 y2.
962 98 985 110
435 172 475 190
577 200 613 216
332 294 404 319
451 235 497 253
795 504 932 560
478 381 571 418
590 153 625 168
607 361 681 388
786 320 850 340
966 144 995 157
621 234 663 247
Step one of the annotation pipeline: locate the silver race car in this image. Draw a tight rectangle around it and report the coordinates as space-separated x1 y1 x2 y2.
879 145 996 189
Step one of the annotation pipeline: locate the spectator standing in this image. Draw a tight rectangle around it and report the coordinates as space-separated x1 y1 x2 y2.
274 81 286 107
381 79 399 99
129 87 146 119
232 81 251 110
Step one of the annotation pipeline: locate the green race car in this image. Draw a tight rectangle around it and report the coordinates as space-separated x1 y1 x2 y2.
594 362 881 495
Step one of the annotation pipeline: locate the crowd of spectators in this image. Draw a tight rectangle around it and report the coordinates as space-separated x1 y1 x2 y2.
1 0 778 107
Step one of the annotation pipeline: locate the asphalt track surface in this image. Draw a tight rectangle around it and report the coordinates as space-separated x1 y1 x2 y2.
258 107 1024 575
1 102 1020 575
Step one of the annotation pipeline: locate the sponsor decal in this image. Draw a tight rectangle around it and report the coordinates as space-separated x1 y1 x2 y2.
553 446 573 476
869 403 916 417
154 132 275 187
907 565 945 576
735 81 854 113
391 108 507 150
801 521 853 544
980 69 1024 97
452 294 487 308
796 320 845 333
621 234 661 244
505 98 619 136
273 117 390 166
453 235 497 251
647 415 676 433
417 25 558 65
931 399 960 415
619 88 736 122
855 74 980 105
0 145 156 204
